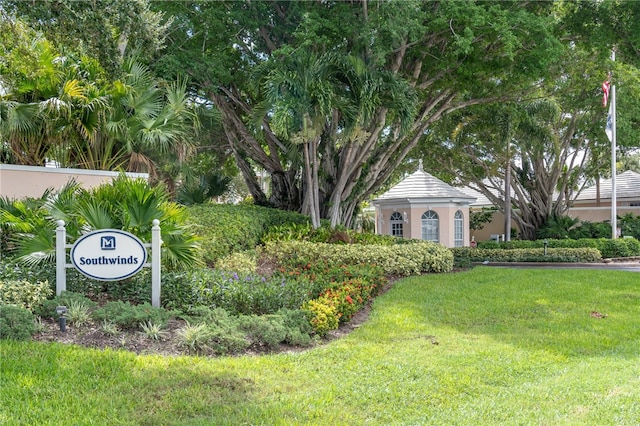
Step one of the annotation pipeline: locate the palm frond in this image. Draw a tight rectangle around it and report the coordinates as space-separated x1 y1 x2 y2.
76 198 118 230
14 226 56 266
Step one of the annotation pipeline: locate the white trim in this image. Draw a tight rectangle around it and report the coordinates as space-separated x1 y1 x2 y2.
0 164 148 179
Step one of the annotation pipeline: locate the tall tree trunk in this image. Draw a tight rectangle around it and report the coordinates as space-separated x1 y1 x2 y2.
311 138 321 228
327 144 357 227
505 159 512 241
302 140 321 228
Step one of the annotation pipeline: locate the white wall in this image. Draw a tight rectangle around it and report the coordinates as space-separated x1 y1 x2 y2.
0 164 148 199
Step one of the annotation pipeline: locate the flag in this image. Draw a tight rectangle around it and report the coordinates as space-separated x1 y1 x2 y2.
605 100 613 142
602 79 610 107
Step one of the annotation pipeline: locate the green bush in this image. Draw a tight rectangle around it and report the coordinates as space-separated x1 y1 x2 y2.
0 176 201 271
451 248 473 269
599 238 640 258
453 247 602 263
0 256 148 299
92 301 174 330
620 213 640 239
264 240 453 275
275 260 386 295
35 291 97 319
181 307 313 352
0 305 36 341
475 238 640 259
263 222 399 246
99 269 152 304
0 279 52 312
162 268 319 315
192 307 250 355
278 308 313 346
536 214 640 240
238 314 288 349
207 324 251 355
215 251 258 274
185 204 310 265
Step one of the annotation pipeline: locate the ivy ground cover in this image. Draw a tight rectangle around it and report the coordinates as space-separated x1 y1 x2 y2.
2 267 640 425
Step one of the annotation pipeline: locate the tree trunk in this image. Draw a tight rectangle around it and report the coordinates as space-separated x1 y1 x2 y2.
302 140 321 228
269 170 301 211
234 152 269 206
505 159 512 242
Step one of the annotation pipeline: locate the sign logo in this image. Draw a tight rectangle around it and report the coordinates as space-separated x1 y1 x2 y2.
101 236 116 250
71 229 148 281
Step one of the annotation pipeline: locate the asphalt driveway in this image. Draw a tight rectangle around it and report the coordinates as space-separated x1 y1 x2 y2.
476 261 640 272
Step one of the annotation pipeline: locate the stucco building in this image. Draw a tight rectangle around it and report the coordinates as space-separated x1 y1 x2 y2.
371 161 476 247
459 170 640 241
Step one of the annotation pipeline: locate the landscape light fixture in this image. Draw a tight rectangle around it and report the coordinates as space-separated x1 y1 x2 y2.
56 306 67 332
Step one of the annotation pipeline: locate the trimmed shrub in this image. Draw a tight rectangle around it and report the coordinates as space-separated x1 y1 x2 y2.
185 204 310 265
454 247 602 263
263 222 398 246
475 238 640 259
599 238 640 258
451 248 473 269
0 279 52 312
264 240 453 275
0 305 36 341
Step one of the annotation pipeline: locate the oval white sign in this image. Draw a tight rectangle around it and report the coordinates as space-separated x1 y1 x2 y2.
71 229 148 281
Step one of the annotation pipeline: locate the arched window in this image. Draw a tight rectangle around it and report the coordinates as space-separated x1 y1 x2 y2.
454 210 464 247
421 210 439 243
390 212 403 237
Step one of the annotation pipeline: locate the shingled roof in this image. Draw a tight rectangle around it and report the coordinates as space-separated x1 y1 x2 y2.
576 170 640 201
374 160 476 203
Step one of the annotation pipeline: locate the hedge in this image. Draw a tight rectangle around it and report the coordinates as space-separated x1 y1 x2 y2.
476 238 639 259
264 240 453 275
451 247 602 263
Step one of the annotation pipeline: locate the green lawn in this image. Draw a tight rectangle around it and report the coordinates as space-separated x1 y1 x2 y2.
2 267 640 425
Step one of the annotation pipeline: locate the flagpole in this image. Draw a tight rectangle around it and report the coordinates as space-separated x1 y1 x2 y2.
611 50 617 239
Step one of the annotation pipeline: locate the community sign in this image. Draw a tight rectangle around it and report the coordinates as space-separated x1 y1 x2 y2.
70 229 147 281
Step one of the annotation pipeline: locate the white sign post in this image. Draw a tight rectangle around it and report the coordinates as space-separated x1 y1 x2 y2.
56 220 162 307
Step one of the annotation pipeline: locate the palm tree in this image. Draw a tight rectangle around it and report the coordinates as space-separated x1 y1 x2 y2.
106 60 201 182
0 176 201 270
260 50 335 228
1 42 200 180
259 51 416 228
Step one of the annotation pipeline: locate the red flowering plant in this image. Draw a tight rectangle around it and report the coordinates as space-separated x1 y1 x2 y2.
275 257 389 328
320 277 382 323
276 260 386 297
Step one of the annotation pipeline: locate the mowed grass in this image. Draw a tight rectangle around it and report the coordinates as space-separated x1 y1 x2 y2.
2 267 640 425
